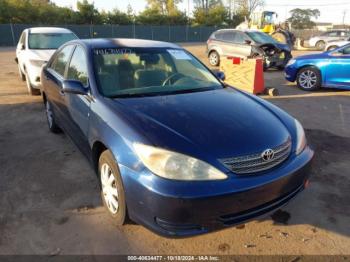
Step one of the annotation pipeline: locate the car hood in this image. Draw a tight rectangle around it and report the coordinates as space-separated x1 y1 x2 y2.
296 52 331 60
112 88 291 159
28 49 56 61
258 42 290 52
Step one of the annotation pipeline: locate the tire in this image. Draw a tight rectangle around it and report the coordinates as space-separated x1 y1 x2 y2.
272 31 287 44
296 67 321 91
25 72 41 96
316 41 325 50
209 51 220 66
327 45 338 51
99 150 127 225
44 99 61 133
18 64 25 81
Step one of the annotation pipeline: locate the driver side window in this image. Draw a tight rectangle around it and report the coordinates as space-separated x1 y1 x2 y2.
67 46 89 86
50 45 74 77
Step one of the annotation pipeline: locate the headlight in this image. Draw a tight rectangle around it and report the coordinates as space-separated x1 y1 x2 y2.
133 143 227 181
286 59 296 66
295 119 306 155
29 59 46 67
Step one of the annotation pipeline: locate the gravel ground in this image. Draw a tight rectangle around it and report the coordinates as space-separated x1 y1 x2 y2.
0 45 349 255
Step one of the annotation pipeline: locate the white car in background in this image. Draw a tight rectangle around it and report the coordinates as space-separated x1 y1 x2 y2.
324 37 350 51
308 30 350 50
15 27 78 95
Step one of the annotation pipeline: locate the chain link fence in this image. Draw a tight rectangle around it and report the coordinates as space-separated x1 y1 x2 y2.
0 24 223 46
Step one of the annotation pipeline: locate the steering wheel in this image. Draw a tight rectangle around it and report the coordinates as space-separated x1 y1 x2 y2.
162 73 185 86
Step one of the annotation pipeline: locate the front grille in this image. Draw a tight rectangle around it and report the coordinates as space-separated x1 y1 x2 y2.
220 139 292 175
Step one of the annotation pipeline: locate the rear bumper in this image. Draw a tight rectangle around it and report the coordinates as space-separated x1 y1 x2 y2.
122 146 314 237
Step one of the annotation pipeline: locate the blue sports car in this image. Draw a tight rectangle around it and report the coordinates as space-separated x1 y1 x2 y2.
285 44 350 91
41 38 313 237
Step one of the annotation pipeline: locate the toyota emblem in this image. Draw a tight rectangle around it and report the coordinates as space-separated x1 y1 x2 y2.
261 149 275 162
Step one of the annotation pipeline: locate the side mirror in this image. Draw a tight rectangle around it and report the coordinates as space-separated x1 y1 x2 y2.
62 80 88 95
245 40 252 45
214 71 225 81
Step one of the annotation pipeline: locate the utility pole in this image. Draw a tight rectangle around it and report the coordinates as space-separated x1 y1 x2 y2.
342 10 347 26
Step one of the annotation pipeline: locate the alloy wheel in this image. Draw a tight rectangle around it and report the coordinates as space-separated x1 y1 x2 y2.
101 163 119 214
209 52 218 65
299 70 317 89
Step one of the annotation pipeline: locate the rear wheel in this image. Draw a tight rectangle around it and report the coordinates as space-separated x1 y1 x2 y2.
25 72 40 96
296 67 321 91
99 150 127 225
45 99 61 133
209 51 220 66
316 40 325 50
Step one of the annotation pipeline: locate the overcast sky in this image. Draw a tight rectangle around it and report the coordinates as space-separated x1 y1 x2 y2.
52 0 350 24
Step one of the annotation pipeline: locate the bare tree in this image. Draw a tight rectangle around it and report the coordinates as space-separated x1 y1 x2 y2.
247 0 264 16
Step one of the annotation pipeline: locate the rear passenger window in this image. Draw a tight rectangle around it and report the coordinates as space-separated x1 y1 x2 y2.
234 32 250 44
67 46 88 86
222 32 234 41
50 45 74 77
215 32 224 40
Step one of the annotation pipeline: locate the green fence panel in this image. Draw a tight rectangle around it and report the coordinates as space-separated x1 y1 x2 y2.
200 26 217 41
113 25 133 38
152 26 170 42
0 24 13 46
0 24 223 46
65 25 91 39
187 27 201 42
170 26 186 42
92 25 113 38
135 25 153 40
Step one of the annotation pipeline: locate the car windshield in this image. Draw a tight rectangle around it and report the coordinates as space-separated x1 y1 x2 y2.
28 33 77 49
246 32 278 44
93 48 223 98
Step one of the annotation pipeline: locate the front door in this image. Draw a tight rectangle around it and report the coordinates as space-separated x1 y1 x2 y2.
326 45 350 88
63 45 91 157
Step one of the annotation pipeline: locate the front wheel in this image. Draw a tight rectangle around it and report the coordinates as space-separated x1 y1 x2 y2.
18 64 25 81
209 51 220 66
316 41 325 50
99 150 127 225
296 67 321 91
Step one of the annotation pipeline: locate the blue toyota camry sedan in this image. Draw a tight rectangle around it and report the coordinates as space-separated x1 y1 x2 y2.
285 43 350 91
41 38 313 237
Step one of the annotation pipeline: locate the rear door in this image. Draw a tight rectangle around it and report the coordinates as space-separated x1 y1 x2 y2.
325 45 350 88
221 31 251 58
42 45 75 128
63 45 91 156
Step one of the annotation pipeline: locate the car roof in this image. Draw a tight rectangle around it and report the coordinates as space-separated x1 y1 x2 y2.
68 38 181 49
28 27 74 34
